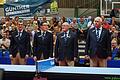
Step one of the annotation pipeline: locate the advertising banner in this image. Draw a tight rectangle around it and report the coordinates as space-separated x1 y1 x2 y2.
4 0 51 16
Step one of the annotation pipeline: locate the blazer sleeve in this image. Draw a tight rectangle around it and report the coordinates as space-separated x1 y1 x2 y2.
55 34 59 58
26 32 31 55
107 30 112 57
85 29 90 55
33 33 38 56
73 32 78 57
49 33 53 58
9 33 14 55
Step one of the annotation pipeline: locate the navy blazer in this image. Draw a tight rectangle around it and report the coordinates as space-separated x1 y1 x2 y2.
33 30 53 58
55 30 78 60
9 30 31 58
85 27 111 58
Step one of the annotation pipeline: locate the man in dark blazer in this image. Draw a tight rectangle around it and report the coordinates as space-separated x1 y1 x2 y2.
9 19 31 65
85 17 111 67
55 22 78 66
33 22 53 60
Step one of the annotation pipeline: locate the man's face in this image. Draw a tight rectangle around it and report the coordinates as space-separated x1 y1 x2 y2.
17 22 23 31
80 18 84 23
94 20 101 28
41 24 48 31
73 18 76 23
62 24 69 32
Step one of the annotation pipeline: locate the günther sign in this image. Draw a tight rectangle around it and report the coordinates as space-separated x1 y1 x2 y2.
4 0 51 17
4 4 31 16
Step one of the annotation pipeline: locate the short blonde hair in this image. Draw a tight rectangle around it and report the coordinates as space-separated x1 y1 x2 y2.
111 38 118 44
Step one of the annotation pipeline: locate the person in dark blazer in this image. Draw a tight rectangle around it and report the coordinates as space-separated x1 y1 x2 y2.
33 22 53 60
85 17 111 67
9 19 31 65
55 22 78 66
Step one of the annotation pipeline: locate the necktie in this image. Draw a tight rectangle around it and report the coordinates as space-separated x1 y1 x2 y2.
64 32 67 43
96 28 100 41
42 32 45 40
43 32 46 37
18 32 21 40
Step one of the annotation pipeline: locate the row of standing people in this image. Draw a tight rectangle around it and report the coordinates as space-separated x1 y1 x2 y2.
0 16 120 67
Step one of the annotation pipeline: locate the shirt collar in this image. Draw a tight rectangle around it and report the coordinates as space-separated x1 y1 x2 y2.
41 30 46 34
95 26 102 31
18 29 23 33
64 30 69 34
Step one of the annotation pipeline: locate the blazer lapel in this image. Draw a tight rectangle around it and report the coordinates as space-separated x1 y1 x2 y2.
42 31 47 41
60 32 66 45
67 31 71 44
44 31 47 39
38 31 42 38
15 31 19 40
92 28 97 41
61 32 65 41
20 30 25 40
99 28 105 42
